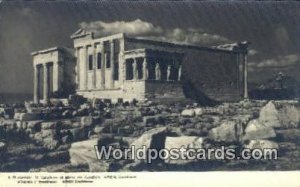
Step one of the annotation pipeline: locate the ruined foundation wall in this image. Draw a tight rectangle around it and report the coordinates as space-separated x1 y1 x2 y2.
77 81 146 102
145 81 185 99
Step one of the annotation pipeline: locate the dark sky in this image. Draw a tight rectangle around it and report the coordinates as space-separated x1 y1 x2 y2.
0 1 300 93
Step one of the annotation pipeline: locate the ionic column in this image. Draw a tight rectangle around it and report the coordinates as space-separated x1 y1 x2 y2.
82 46 88 90
243 53 248 99
75 48 80 86
133 58 137 80
101 42 105 88
143 57 148 80
33 65 40 103
110 40 115 88
43 63 49 102
53 61 61 92
92 44 97 89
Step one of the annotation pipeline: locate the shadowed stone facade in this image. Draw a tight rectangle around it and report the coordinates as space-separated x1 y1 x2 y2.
31 29 249 103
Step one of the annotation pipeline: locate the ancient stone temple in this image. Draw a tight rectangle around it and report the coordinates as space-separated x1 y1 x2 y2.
31 47 76 103
31 28 249 103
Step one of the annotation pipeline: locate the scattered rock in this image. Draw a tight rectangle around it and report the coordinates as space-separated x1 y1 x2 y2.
14 112 42 121
181 109 195 117
244 140 279 150
143 115 164 125
94 126 104 134
27 120 43 129
41 129 55 138
130 127 169 163
243 119 276 140
43 138 60 150
164 136 204 164
81 116 93 127
41 122 57 130
194 108 203 116
208 121 243 143
69 138 110 171
259 101 281 128
278 105 300 129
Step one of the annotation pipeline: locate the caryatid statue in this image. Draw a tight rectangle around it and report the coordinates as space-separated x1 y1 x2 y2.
155 63 161 80
143 58 148 80
132 60 137 79
167 65 171 81
178 65 182 81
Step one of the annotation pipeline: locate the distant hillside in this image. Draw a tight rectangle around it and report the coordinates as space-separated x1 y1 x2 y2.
249 72 300 100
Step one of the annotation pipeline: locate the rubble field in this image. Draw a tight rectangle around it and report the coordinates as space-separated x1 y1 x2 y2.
1 97 300 172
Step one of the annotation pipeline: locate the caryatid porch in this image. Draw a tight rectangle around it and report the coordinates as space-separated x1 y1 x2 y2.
124 49 184 82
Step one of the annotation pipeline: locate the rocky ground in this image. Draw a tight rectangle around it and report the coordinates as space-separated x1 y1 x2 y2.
0 98 300 172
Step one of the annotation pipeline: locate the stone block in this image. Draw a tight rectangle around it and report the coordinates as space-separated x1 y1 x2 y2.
15 112 42 121
259 101 281 128
69 138 100 169
194 108 204 116
94 126 104 134
27 120 43 129
41 122 57 130
181 109 195 117
208 121 243 143
43 138 60 150
130 127 169 164
244 140 278 150
243 119 276 140
164 136 204 164
81 116 93 127
142 115 164 125
278 105 300 129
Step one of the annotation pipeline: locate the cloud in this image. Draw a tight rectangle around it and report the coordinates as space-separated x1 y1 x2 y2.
80 19 163 37
79 19 231 45
144 28 231 45
248 54 300 71
248 49 258 56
